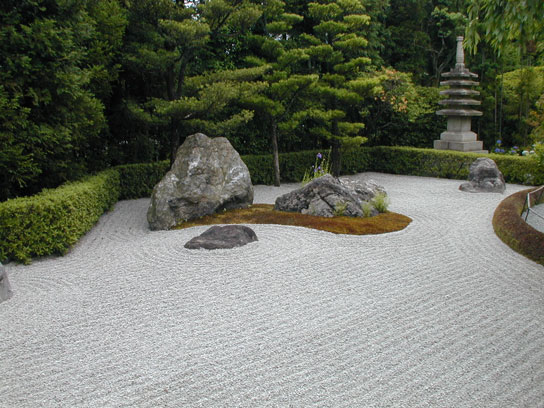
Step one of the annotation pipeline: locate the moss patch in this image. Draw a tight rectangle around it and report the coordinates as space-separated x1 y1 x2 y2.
174 204 411 235
492 189 544 266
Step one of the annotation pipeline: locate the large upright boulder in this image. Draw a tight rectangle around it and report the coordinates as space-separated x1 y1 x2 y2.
460 157 506 193
147 133 253 230
275 174 386 217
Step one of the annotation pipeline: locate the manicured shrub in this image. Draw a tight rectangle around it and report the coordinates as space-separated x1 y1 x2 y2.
364 146 543 185
492 188 544 265
3 145 541 264
240 154 276 185
116 160 170 199
0 170 119 264
488 154 543 185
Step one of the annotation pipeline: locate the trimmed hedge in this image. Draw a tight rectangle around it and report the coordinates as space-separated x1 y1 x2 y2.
1 145 542 264
492 188 544 265
116 160 170 200
357 146 544 185
0 170 119 264
112 146 544 193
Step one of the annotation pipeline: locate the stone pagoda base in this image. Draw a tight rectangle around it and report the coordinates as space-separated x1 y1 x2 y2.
433 116 488 153
433 139 488 154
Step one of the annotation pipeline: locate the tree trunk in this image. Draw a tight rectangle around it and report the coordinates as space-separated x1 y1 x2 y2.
331 139 341 177
271 120 281 186
170 120 180 166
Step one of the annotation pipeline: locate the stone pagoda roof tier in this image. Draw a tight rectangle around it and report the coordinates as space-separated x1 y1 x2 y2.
436 108 483 117
441 70 478 79
440 89 480 96
438 98 481 106
440 79 480 87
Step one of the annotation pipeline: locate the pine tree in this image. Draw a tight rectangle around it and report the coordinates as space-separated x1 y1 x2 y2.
121 0 264 163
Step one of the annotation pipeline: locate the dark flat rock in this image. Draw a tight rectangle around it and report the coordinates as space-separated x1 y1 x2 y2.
184 225 258 250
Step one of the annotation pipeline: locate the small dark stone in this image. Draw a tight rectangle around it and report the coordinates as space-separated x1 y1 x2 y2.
184 225 258 250
0 264 13 303
460 157 505 193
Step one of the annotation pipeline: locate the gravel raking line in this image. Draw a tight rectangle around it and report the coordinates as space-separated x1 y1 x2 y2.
1 173 543 408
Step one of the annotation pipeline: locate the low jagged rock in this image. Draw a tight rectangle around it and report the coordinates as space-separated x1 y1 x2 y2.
184 225 258 250
274 174 385 217
147 133 253 230
460 157 505 193
0 264 13 303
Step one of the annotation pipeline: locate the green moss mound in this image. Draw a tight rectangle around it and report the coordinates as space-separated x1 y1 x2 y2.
174 204 412 235
492 189 544 265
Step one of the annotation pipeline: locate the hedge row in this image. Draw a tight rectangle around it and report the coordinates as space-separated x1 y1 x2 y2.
116 161 170 200
1 146 542 263
0 170 119 264
244 147 544 186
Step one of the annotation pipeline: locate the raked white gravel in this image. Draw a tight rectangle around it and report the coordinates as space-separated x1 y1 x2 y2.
1 172 543 408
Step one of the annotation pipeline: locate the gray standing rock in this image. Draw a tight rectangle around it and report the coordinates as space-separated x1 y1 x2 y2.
274 174 386 217
184 225 258 250
460 157 506 193
0 264 13 303
148 133 254 230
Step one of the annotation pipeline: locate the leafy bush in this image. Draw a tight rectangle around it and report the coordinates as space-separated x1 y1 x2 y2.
365 146 543 185
372 193 390 213
116 160 170 199
4 145 541 264
242 146 542 186
361 202 373 218
0 170 119 264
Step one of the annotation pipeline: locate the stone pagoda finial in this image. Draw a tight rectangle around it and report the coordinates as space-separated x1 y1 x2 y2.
455 36 465 70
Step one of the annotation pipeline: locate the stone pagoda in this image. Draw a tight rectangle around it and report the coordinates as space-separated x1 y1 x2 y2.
434 36 487 153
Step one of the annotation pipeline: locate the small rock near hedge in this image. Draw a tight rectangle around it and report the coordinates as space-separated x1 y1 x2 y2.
0 264 13 303
460 157 505 193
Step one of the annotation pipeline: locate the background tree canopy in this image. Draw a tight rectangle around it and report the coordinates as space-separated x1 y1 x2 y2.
1 0 543 199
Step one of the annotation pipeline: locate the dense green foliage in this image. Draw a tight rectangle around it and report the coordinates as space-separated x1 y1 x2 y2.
1 0 543 200
2 146 542 263
0 0 126 200
0 170 119 264
243 146 543 185
116 161 170 200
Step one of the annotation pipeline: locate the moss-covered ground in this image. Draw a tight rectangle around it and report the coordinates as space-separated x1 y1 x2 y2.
492 189 544 265
174 204 412 235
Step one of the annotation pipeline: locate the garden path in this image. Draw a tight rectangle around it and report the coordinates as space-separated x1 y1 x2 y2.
1 173 543 408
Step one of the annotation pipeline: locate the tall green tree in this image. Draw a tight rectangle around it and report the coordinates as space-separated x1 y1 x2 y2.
384 0 466 85
283 0 375 176
465 0 544 148
120 0 263 163
239 0 320 185
0 0 124 200
465 0 544 58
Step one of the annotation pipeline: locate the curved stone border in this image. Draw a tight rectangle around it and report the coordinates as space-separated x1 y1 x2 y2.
492 188 544 265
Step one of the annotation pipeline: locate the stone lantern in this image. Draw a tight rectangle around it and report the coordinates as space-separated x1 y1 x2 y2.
434 36 487 153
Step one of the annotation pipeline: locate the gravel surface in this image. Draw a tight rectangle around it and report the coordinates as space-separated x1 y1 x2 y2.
1 172 543 408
